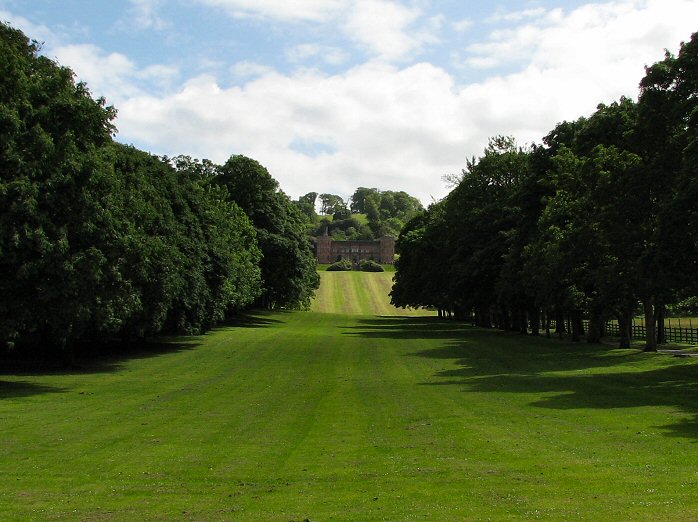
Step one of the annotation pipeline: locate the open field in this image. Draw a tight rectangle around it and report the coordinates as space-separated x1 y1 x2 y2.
311 270 427 316
3 274 698 520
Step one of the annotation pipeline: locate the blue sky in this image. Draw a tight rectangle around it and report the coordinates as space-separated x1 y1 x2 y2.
1 0 696 203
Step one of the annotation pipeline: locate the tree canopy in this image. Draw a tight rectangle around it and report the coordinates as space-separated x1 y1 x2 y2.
392 32 698 351
0 22 318 360
216 156 320 310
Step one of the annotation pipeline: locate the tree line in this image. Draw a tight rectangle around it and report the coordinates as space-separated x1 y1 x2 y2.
392 32 698 352
295 188 424 240
0 23 319 361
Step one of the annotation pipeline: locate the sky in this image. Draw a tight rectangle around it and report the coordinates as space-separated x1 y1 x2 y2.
1 1 696 204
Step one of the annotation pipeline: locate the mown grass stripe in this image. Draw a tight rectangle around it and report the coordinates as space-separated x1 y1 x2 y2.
4 290 698 519
311 270 435 317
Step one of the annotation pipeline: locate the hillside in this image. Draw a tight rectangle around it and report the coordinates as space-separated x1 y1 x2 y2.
310 270 435 316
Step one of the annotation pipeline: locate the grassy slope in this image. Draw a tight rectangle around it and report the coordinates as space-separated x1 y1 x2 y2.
311 270 432 316
2 275 698 520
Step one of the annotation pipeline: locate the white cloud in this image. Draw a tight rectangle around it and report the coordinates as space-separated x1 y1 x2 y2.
7 0 697 206
286 44 350 66
452 18 473 33
465 0 696 73
231 60 276 79
52 44 141 101
137 64 180 87
487 7 547 24
343 0 437 61
195 0 438 62
125 0 168 30
115 62 467 203
50 44 181 106
194 0 347 22
109 0 698 205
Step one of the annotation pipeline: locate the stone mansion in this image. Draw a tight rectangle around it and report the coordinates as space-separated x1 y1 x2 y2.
315 231 395 264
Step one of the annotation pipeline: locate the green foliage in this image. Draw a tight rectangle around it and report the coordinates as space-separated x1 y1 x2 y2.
0 22 121 351
392 30 698 348
0 22 308 356
316 216 373 240
318 193 348 216
358 259 384 272
668 296 698 317
349 187 423 239
326 259 352 271
294 191 318 223
216 155 319 309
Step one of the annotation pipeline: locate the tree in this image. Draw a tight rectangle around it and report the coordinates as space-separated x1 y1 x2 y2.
295 192 318 222
0 22 126 360
318 193 348 216
391 203 452 314
103 146 263 338
350 187 423 239
216 155 319 309
350 187 380 214
529 101 646 346
637 32 698 350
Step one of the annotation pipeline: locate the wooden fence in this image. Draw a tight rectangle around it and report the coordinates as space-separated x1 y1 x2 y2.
543 318 698 344
602 320 698 344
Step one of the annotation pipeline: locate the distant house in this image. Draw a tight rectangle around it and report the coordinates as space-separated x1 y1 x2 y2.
316 231 395 264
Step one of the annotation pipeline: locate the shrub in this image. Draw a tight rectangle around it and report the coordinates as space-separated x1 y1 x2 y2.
358 259 384 272
327 260 352 271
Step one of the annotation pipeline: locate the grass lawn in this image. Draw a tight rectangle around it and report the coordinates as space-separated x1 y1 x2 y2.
311 270 427 316
3 273 698 520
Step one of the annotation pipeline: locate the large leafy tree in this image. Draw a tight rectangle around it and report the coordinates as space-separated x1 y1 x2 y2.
528 100 646 346
0 23 266 359
637 32 698 349
0 22 127 357
108 146 262 338
349 187 423 238
391 32 697 351
216 155 319 309
443 137 534 327
318 193 348 217
391 202 453 315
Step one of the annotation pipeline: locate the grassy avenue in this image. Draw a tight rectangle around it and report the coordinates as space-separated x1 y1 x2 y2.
2 271 698 520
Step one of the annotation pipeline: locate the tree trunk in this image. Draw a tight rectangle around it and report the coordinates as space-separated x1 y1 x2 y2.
586 312 603 344
510 306 520 332
530 306 540 336
574 310 586 335
499 306 510 331
555 309 565 335
519 307 528 335
643 297 658 352
617 309 632 349
656 301 666 345
571 311 581 342
476 304 491 328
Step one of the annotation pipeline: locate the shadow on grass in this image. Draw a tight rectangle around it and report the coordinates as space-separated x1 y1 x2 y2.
213 311 286 329
344 316 475 340
0 337 202 378
0 380 68 399
347 315 698 441
0 311 281 380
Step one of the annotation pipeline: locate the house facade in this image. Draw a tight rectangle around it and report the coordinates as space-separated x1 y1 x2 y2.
316 232 395 264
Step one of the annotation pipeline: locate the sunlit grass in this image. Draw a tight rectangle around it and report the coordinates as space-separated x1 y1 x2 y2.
3 276 698 520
